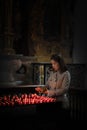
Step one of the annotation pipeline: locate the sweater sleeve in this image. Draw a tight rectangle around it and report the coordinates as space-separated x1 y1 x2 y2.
47 71 71 97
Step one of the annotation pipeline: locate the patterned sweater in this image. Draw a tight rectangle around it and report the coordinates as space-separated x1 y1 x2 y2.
46 70 71 108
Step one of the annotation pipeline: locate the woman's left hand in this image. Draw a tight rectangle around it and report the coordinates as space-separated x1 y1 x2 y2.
43 90 48 95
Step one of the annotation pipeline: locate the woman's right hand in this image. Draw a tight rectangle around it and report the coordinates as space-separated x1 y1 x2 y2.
35 87 43 93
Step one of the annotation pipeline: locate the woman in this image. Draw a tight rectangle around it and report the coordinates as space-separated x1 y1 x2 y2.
35 54 71 108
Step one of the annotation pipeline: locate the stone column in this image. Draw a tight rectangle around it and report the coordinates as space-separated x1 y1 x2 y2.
3 0 15 54
0 0 4 51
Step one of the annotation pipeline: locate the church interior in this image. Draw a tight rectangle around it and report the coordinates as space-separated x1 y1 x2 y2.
0 0 87 129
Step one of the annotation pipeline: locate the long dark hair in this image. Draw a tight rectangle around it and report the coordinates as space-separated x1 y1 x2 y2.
50 54 68 73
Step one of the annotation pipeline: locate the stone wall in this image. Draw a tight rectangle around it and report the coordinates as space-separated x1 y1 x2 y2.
29 0 73 63
0 0 74 63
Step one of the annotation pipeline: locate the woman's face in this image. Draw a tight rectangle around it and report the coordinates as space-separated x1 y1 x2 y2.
51 60 60 71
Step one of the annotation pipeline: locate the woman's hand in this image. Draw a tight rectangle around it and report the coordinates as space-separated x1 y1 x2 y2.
44 90 48 95
35 87 43 93
35 87 48 94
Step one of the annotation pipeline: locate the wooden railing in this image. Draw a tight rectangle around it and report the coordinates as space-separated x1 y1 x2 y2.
69 88 87 120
